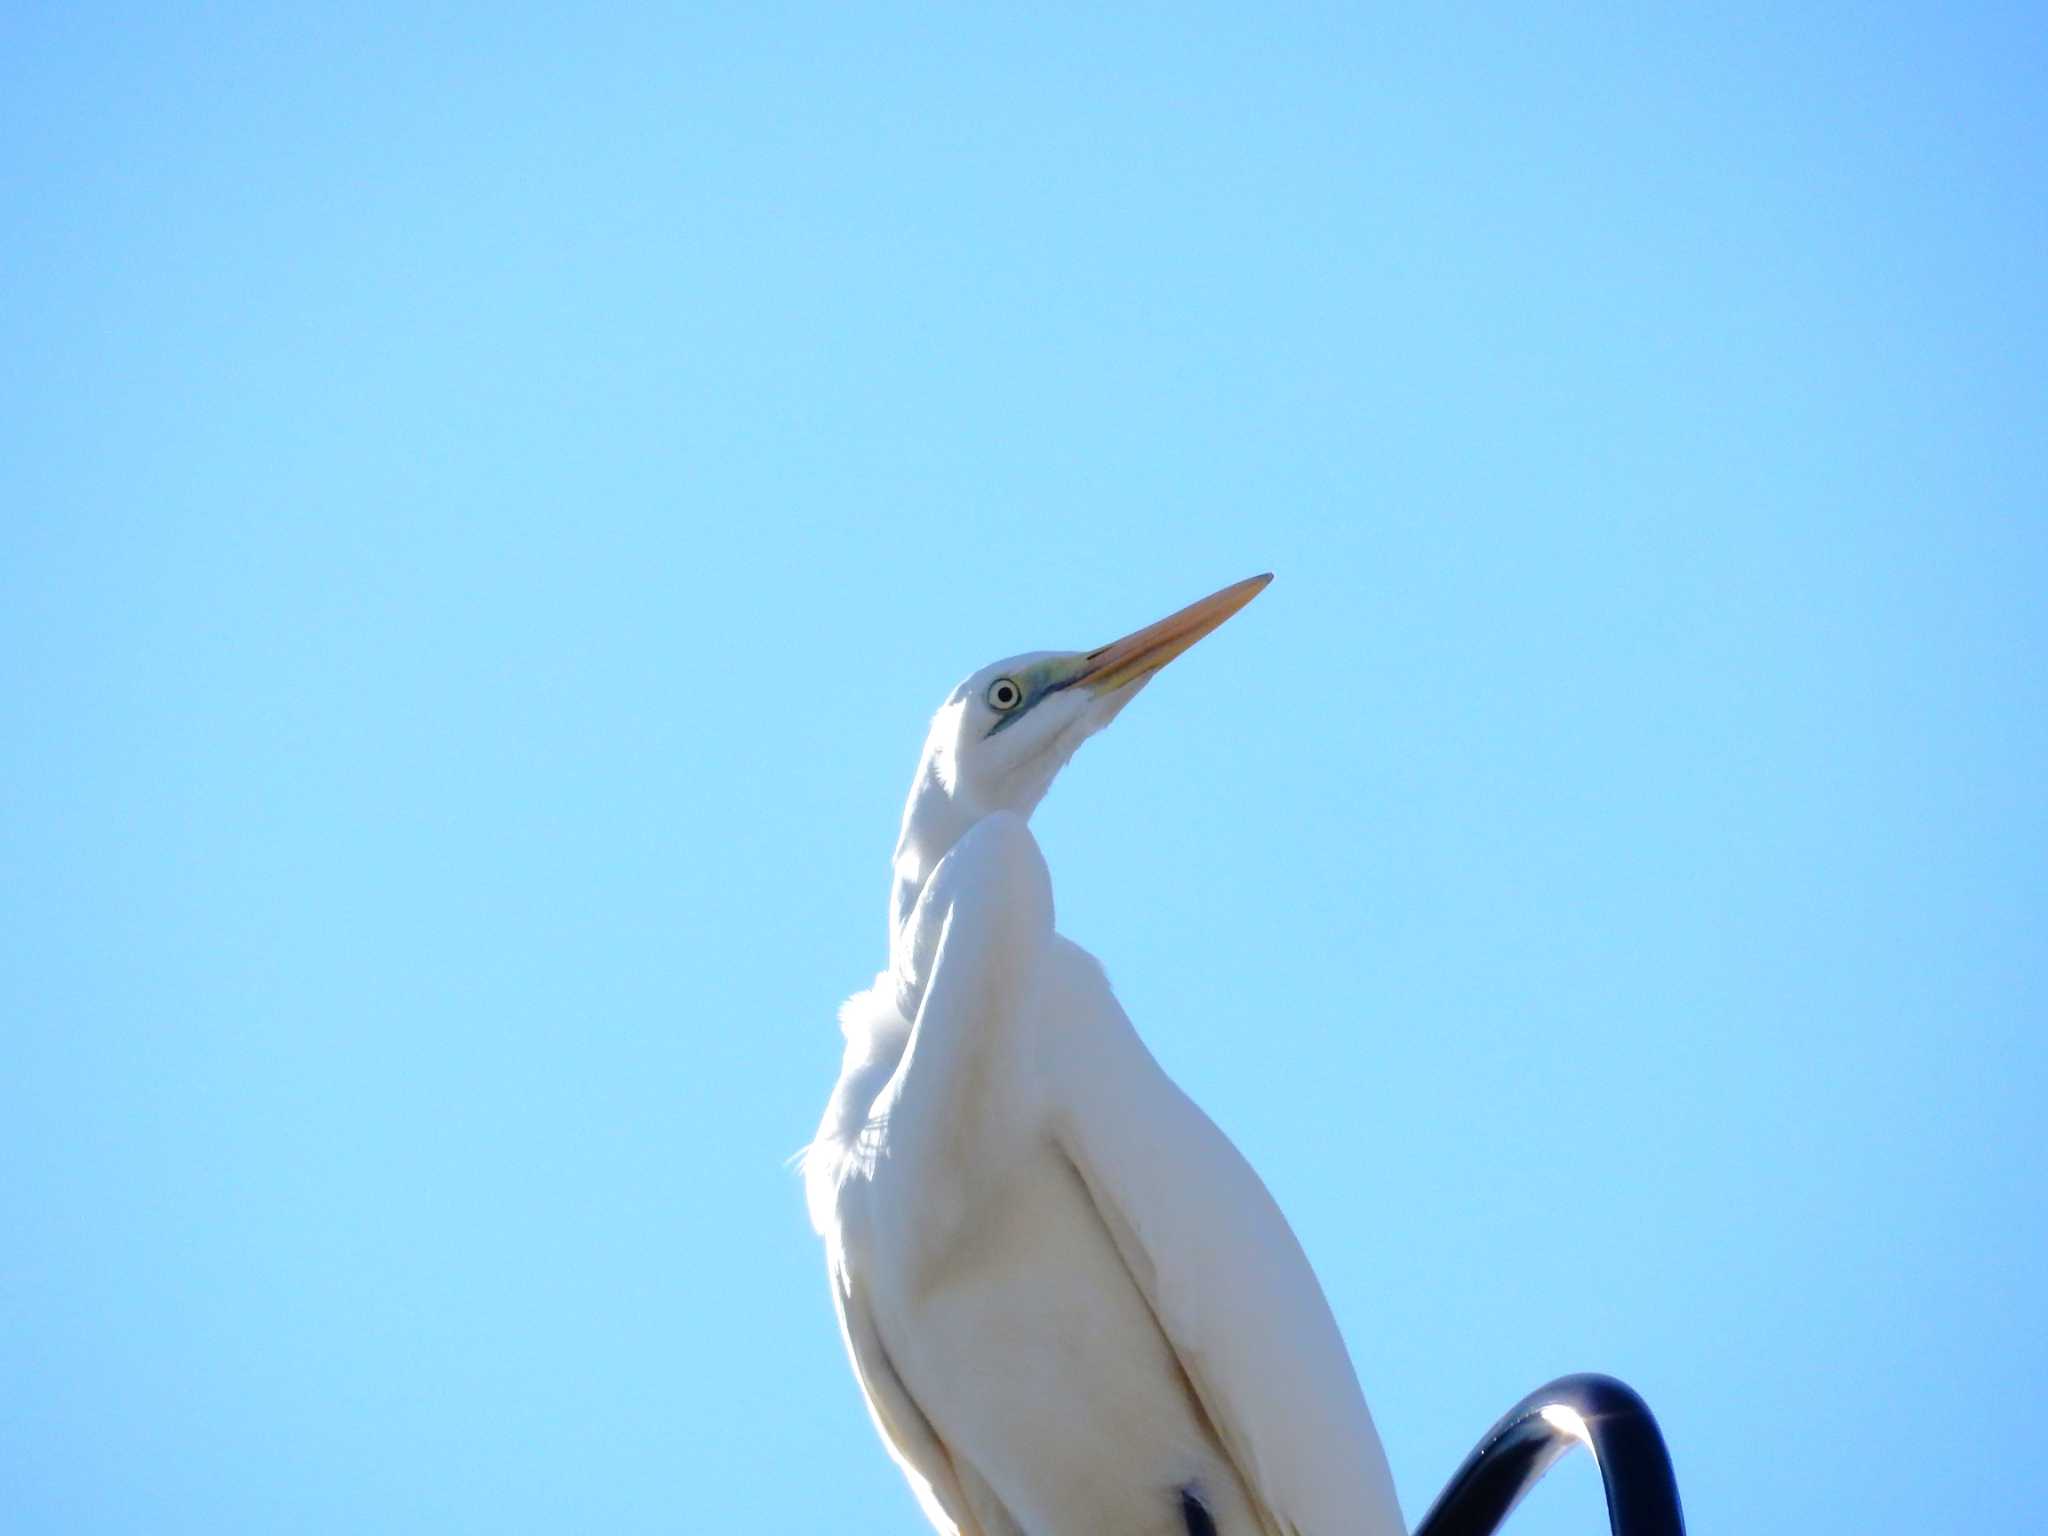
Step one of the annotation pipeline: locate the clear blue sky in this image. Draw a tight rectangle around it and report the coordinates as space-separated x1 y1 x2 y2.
3 6 2042 1534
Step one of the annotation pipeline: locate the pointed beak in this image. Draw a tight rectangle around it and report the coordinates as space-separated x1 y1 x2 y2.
1075 573 1273 695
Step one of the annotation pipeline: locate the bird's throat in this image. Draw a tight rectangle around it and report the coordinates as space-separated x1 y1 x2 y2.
887 767 987 988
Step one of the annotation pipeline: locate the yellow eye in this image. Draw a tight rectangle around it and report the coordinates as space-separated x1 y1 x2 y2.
987 677 1023 711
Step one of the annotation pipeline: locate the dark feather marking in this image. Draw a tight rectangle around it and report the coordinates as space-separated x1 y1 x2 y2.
1180 1487 1218 1536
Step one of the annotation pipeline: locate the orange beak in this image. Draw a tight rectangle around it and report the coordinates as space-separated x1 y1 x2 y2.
1074 574 1273 694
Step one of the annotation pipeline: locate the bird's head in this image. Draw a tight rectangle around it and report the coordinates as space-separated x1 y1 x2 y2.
889 573 1272 951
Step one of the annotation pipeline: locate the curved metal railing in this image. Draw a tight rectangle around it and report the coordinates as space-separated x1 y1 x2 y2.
1412 1374 1685 1536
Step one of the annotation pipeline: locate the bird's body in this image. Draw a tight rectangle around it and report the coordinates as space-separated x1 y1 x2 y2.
816 908 1268 1536
806 578 1403 1536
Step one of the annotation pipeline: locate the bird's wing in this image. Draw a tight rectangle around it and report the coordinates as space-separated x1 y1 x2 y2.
826 1257 987 1536
1050 979 1406 1536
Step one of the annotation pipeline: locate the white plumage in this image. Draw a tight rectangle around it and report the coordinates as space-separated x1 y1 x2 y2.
805 577 1403 1536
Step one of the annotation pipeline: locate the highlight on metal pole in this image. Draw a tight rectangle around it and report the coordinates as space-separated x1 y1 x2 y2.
1412 1373 1684 1536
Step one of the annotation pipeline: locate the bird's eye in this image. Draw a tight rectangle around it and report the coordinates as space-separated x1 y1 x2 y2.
987 678 1023 712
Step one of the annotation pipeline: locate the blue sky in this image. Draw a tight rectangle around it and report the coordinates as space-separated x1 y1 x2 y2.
3 5 2042 1534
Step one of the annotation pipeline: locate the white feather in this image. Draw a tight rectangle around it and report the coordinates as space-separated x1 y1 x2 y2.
805 579 1399 1535
808 815 1402 1535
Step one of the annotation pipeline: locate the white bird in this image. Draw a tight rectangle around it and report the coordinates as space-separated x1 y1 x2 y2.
805 575 1403 1536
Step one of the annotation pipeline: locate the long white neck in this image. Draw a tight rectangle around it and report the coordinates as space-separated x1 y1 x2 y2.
886 700 1087 991
888 758 981 979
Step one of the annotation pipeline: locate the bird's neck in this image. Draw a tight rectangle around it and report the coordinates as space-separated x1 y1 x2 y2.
888 762 985 980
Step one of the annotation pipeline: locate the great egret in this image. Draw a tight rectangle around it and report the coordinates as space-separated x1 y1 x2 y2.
805 574 1404 1536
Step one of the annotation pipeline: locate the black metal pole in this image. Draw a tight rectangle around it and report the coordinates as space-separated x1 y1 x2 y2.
1411 1374 1684 1536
